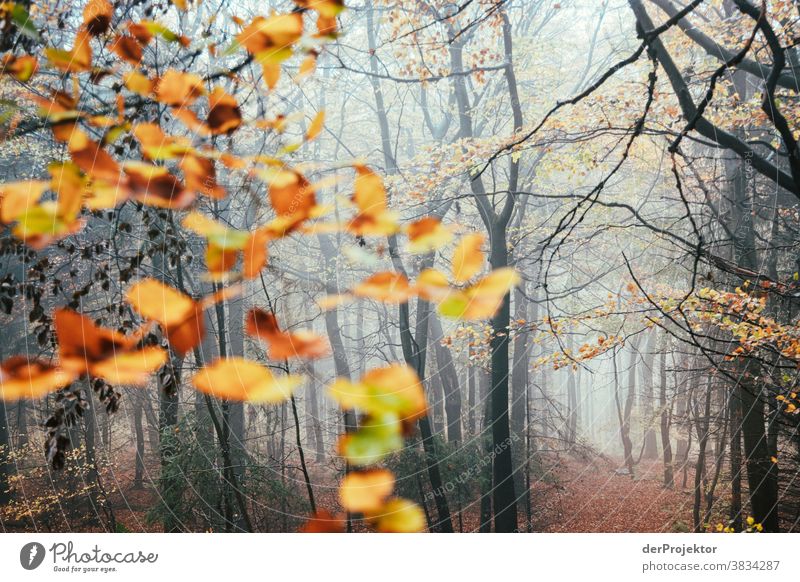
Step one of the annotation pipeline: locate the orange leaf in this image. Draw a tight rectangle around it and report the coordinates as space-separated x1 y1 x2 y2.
0 180 48 223
126 278 202 354
0 357 76 402
406 216 452 253
68 130 121 183
111 35 143 64
300 510 345 533
246 308 329 359
83 0 113 36
155 70 205 106
54 309 164 385
181 154 226 198
328 364 427 421
0 54 38 82
353 272 414 304
237 13 303 55
123 162 193 209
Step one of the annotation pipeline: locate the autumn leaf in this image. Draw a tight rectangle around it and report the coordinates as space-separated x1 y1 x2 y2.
246 308 329 360
328 364 427 421
45 30 93 72
293 0 346 18
0 167 87 248
0 357 76 402
54 309 166 385
452 233 485 282
89 346 169 386
306 110 325 141
348 164 398 235
0 53 38 81
337 412 405 466
353 272 414 304
129 20 189 47
183 212 270 279
133 123 192 161
111 35 144 64
11 202 85 249
83 0 113 36
192 357 303 403
123 162 194 209
123 70 153 96
237 13 304 90
0 180 49 223
156 70 205 106
300 510 345 533
181 154 227 198
174 87 242 136
365 498 426 533
406 216 452 254
438 267 521 320
339 469 395 513
414 268 450 302
126 278 203 355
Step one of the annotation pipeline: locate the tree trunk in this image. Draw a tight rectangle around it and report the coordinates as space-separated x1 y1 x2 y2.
0 398 11 506
429 314 462 443
659 341 674 488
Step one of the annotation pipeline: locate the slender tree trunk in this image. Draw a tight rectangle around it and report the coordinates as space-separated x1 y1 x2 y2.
305 360 325 463
429 315 462 443
640 333 658 459
659 342 674 488
693 379 712 532
133 390 145 489
0 397 11 506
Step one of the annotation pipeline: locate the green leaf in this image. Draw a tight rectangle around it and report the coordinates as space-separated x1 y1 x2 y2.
10 4 41 42
339 413 404 466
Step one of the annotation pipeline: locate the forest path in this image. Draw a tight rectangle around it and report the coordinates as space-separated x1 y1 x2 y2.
529 456 698 532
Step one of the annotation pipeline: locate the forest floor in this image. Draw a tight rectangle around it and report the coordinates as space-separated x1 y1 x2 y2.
529 455 700 532
3 449 711 533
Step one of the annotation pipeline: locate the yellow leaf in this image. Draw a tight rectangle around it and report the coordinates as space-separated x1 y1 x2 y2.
192 357 303 403
306 110 325 141
339 469 395 513
406 216 453 254
89 347 168 386
328 364 427 421
366 498 426 533
127 278 195 327
452 233 485 283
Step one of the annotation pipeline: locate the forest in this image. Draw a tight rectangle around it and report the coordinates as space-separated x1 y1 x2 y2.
0 0 799 534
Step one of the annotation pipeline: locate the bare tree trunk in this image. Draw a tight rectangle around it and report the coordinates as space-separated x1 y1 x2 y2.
692 378 712 532
305 360 325 463
467 349 477 436
614 342 636 477
0 398 11 506
16 400 28 447
429 315 462 443
640 333 658 459
659 340 674 488
133 390 145 489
